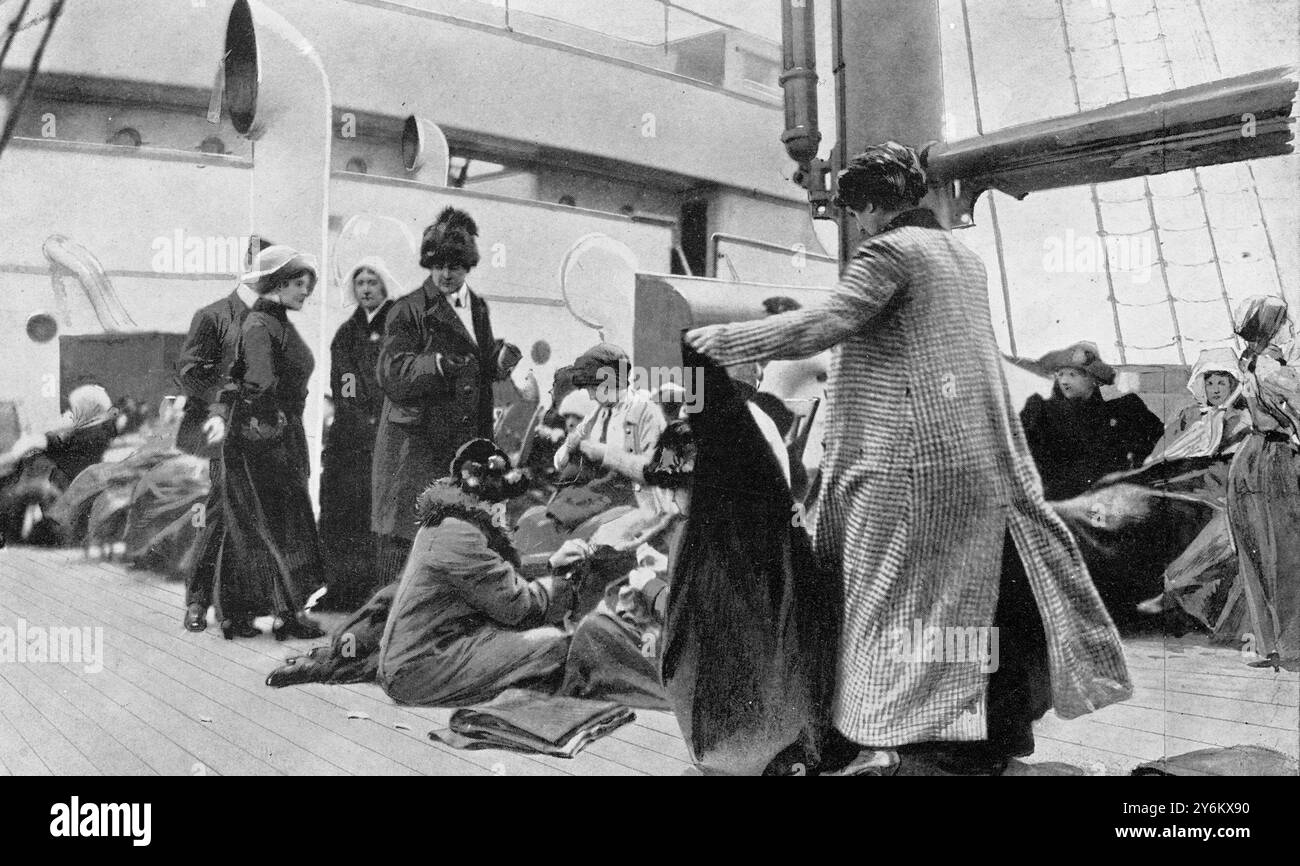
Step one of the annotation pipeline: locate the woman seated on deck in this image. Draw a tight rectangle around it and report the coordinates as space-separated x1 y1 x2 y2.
373 439 593 706
0 384 120 546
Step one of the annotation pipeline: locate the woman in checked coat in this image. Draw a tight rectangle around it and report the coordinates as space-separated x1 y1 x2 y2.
688 142 1130 775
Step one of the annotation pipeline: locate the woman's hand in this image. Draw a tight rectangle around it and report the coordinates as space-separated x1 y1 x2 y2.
548 538 593 570
203 416 227 445
685 324 727 358
577 439 607 464
627 566 658 592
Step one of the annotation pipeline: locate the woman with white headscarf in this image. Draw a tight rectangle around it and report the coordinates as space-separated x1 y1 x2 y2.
316 257 401 611
1227 296 1300 671
0 384 120 544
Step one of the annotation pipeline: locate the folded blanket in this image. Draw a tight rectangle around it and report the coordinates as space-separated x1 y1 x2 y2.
429 689 634 758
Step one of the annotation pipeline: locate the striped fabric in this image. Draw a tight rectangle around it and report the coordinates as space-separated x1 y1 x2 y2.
697 217 1131 746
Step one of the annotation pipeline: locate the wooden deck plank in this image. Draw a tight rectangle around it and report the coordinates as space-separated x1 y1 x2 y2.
1126 687 1299 732
74 553 665 775
0 601 159 775
0 590 271 769
6 546 1299 776
1083 701 1298 755
74 554 669 775
1129 665 1299 708
6 553 434 776
76 554 692 769
0 667 100 775
10 551 598 775
0 687 54 775
0 569 318 769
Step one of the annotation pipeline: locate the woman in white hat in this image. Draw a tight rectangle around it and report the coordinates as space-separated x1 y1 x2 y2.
201 245 326 640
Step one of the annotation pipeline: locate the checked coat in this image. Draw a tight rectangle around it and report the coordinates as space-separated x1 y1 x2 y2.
697 208 1131 746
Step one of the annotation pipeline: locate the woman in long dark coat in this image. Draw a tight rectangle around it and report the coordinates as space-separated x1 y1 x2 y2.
203 246 326 640
316 257 399 611
1020 341 1164 501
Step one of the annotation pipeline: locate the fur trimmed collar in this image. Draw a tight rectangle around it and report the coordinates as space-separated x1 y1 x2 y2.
414 480 520 567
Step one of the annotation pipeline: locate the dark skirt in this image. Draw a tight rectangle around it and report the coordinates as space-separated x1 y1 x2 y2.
203 413 323 621
560 599 670 710
317 443 379 609
1226 433 1300 667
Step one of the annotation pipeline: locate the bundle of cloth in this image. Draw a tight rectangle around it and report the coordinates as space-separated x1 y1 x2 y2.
0 385 121 546
37 394 211 575
657 344 840 776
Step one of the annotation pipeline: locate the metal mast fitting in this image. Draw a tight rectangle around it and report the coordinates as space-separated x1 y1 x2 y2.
923 66 1298 226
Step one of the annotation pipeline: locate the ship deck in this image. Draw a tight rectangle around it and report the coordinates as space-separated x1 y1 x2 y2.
0 545 1295 776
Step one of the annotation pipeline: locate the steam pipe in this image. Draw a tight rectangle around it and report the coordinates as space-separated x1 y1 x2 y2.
402 115 450 186
41 234 138 331
221 0 332 502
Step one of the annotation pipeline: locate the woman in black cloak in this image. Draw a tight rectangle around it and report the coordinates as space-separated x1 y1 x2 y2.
1020 341 1164 502
657 343 840 776
315 257 399 611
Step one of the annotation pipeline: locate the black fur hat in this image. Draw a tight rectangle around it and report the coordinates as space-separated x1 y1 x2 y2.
448 438 528 502
420 206 481 270
643 418 695 489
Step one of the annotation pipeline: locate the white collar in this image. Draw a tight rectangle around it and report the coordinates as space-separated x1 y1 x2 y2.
235 283 260 309
363 301 387 323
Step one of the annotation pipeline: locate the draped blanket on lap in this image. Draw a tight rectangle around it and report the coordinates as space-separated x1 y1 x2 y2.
660 345 840 775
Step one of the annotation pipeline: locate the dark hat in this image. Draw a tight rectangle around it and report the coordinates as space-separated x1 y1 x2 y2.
448 438 527 503
1234 295 1289 344
420 206 480 270
1033 341 1116 385
569 342 631 389
833 141 928 212
643 418 695 489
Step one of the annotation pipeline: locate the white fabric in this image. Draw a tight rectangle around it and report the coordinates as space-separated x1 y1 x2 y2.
557 389 598 420
345 256 405 318
450 284 475 339
1186 347 1242 407
235 283 259 309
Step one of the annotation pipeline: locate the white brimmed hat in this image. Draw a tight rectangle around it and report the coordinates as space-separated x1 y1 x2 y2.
240 245 319 292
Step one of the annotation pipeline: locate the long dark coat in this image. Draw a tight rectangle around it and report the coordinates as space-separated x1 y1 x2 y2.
1020 388 1164 502
318 301 391 605
371 278 511 541
174 290 251 456
202 299 324 621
